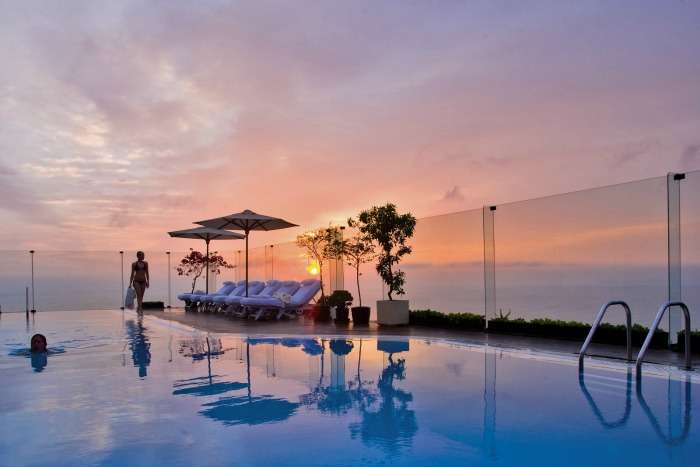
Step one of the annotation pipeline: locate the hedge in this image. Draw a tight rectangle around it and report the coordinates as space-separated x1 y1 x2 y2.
487 317 669 349
410 309 485 330
407 309 696 351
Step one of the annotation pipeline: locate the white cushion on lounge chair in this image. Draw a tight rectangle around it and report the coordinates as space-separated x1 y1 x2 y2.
241 279 319 309
224 280 281 305
198 282 240 303
212 281 250 304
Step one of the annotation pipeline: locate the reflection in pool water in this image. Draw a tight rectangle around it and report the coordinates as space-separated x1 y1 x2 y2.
0 310 698 467
125 317 151 378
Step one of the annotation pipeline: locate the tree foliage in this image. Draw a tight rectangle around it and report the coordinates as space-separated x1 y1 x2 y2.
330 231 375 306
176 248 234 293
296 227 340 297
350 204 416 300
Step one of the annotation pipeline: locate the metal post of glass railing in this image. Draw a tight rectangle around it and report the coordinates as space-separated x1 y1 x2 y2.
29 250 36 313
166 251 172 309
120 251 125 310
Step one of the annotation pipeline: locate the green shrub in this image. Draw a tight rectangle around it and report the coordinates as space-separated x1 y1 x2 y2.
676 330 700 354
409 309 485 330
408 309 675 350
488 317 669 349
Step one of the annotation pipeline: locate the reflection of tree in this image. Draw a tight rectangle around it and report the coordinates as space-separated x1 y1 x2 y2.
300 339 417 455
350 354 417 455
125 317 151 378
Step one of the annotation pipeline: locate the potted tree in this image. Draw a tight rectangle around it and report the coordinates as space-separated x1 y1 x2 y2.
351 204 416 325
296 227 338 321
327 290 353 324
176 248 233 293
334 230 375 325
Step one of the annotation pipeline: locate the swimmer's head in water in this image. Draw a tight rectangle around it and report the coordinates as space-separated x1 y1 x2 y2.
30 334 47 353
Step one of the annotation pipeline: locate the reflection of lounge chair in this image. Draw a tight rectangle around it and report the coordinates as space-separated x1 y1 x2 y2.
227 280 282 318
242 279 321 321
178 281 236 310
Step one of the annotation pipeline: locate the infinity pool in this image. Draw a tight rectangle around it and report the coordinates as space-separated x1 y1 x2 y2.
1 310 697 467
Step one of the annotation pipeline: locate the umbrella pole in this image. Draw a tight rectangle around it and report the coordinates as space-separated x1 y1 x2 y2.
205 239 210 294
245 231 249 297
246 341 252 400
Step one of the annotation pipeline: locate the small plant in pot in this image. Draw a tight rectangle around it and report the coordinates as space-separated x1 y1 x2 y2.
332 230 375 325
350 204 416 325
314 295 332 322
327 290 353 324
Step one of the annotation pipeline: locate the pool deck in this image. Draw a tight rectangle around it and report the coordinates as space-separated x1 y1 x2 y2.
145 308 699 371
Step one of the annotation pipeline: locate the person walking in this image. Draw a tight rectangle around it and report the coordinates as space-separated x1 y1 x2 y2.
129 251 150 312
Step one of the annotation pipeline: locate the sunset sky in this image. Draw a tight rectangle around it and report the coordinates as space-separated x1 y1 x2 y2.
1 1 699 251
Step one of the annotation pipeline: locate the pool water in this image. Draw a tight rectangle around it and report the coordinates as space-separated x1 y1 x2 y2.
0 310 698 467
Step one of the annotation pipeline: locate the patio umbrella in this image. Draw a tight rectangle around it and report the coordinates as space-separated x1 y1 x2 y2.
168 227 245 293
196 210 298 296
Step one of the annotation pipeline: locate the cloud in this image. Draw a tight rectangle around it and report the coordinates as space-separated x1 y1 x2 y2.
441 186 465 202
680 144 699 168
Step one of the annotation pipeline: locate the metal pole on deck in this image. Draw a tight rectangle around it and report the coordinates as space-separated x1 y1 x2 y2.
270 245 274 280
166 251 171 309
120 251 125 310
29 250 36 313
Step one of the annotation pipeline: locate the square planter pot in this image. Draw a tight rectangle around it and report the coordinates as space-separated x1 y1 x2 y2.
376 300 409 326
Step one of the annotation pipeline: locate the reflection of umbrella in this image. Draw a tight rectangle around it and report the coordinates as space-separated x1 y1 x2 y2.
200 394 299 426
330 339 354 356
173 377 248 397
168 227 245 293
196 210 298 296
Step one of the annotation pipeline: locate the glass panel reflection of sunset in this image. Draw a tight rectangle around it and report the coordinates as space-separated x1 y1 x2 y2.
1 310 698 466
682 170 700 332
494 176 670 327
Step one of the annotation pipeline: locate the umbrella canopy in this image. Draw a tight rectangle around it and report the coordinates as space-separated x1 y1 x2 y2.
196 210 298 296
168 227 245 293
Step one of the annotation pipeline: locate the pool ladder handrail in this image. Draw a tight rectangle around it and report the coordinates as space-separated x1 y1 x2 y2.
579 300 632 369
636 301 692 374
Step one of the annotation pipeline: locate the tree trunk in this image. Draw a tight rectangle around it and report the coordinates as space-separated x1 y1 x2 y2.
356 266 362 307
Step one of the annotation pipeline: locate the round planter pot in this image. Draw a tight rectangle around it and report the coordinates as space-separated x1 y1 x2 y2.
314 305 331 322
351 306 371 325
334 307 350 324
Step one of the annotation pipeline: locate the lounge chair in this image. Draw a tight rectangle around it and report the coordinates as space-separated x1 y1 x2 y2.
227 280 283 318
178 281 235 311
240 280 301 321
208 281 257 313
242 279 320 321
197 281 243 312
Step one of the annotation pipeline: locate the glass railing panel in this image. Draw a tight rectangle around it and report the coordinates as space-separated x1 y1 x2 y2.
31 250 122 312
403 209 484 314
494 176 668 328
0 250 33 312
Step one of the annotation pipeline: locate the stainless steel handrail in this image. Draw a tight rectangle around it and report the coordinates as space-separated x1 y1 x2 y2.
636 301 692 373
579 301 632 369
